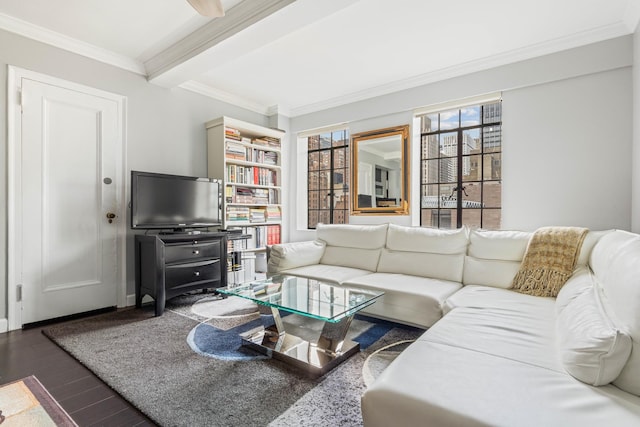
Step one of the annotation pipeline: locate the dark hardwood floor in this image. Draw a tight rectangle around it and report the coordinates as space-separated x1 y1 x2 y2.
0 319 156 426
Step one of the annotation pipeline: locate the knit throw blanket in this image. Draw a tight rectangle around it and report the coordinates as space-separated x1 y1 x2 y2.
511 226 588 297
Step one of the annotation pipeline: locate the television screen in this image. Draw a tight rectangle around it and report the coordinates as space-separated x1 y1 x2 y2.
131 171 221 230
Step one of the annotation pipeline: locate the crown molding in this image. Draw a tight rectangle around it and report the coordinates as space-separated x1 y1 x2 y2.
179 80 270 114
288 21 632 117
145 0 295 83
0 12 145 75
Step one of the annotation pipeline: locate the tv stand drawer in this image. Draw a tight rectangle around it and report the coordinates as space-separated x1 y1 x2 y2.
165 240 222 264
165 259 221 290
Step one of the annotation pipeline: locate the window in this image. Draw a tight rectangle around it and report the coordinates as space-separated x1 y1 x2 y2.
307 129 350 229
419 101 502 229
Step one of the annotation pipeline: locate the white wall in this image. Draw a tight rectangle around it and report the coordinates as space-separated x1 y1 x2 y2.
287 36 633 241
502 69 631 230
0 29 268 320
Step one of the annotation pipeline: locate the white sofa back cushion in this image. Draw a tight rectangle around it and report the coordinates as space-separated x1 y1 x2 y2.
316 223 388 249
463 229 530 288
320 246 381 272
377 225 467 282
556 286 632 386
385 224 469 254
377 249 465 282
590 230 640 396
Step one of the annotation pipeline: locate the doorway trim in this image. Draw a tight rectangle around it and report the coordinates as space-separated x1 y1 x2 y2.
7 66 128 331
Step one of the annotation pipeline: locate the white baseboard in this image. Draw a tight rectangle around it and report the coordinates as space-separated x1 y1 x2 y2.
0 318 8 333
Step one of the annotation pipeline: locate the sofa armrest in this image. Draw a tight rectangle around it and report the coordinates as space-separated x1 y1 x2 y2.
267 240 326 273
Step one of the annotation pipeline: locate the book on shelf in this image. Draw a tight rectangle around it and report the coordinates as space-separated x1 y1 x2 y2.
265 206 281 221
249 208 266 223
225 127 241 141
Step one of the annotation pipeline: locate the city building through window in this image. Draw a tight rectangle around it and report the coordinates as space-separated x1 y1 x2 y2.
419 101 502 229
306 129 350 229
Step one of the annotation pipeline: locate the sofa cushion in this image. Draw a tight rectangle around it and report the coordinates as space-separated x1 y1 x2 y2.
280 264 371 285
462 256 521 288
554 266 592 314
343 273 462 328
386 224 468 254
362 340 640 427
316 223 388 249
376 249 464 282
462 229 530 288
590 230 640 396
467 228 531 260
557 286 632 386
443 285 555 316
320 246 381 271
267 240 325 272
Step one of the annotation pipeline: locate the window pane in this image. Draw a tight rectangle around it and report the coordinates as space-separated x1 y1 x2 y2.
440 110 459 130
463 155 481 182
422 184 440 208
483 153 501 180
421 209 438 227
461 208 481 229
308 151 319 171
439 158 457 183
483 181 502 208
319 151 331 170
462 183 482 208
422 159 439 184
319 171 331 189
308 171 319 191
439 132 457 157
421 114 439 133
318 210 330 225
440 183 456 208
320 133 331 149
461 106 480 127
319 192 330 209
308 211 319 229
483 102 502 124
309 191 320 209
422 135 439 160
483 125 501 152
332 130 348 147
462 129 480 154
333 147 347 169
308 135 319 151
482 208 501 230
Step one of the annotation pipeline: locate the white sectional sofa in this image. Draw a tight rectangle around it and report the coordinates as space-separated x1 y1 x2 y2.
267 223 640 426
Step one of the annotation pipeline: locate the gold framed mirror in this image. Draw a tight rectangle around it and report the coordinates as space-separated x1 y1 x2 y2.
352 125 410 215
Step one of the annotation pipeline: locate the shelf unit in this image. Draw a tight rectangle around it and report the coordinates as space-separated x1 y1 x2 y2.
206 116 285 282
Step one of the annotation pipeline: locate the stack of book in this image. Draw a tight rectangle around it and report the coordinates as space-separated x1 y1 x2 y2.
227 206 250 222
225 142 247 160
252 136 280 149
268 189 279 204
267 224 281 245
253 188 269 204
249 208 266 223
252 149 278 165
225 127 241 140
234 187 253 203
265 206 281 222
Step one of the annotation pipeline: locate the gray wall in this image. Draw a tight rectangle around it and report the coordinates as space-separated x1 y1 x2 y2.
287 35 634 242
0 29 267 320
633 27 640 233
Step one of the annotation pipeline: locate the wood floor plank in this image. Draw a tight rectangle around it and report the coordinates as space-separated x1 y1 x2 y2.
0 321 156 426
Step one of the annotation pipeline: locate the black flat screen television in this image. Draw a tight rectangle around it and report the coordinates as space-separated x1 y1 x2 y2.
131 170 222 231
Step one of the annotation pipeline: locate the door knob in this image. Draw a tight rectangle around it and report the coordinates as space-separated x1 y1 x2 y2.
106 212 116 223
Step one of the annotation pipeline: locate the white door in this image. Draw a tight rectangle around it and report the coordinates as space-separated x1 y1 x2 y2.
16 76 122 325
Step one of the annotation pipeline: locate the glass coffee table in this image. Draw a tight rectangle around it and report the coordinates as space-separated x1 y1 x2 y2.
216 274 384 377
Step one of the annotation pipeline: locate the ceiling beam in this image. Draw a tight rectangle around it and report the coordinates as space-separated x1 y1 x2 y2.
146 0 361 89
146 0 295 86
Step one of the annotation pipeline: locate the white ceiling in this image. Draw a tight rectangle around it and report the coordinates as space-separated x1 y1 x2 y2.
1 0 638 117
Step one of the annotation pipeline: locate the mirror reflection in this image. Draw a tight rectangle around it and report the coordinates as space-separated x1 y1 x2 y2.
352 125 410 215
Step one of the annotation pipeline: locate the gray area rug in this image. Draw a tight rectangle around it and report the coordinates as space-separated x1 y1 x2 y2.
43 294 422 427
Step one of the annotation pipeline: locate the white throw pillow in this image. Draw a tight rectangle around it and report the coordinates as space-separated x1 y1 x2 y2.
267 240 326 272
556 286 631 386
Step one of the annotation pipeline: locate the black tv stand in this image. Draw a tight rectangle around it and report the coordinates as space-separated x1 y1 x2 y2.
134 232 227 316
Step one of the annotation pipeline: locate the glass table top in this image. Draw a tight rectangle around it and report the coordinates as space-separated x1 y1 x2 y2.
216 275 384 323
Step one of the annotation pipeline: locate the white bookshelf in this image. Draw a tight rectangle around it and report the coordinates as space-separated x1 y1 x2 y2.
206 116 284 282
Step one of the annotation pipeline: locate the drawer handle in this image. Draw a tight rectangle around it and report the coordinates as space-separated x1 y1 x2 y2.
194 271 200 277
193 250 200 255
